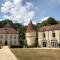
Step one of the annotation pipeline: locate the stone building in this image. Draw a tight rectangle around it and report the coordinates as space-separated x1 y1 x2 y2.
26 21 60 48
25 21 36 47
0 24 19 47
38 24 60 48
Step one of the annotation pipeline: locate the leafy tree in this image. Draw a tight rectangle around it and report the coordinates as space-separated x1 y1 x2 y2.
40 17 58 27
0 19 13 26
12 23 26 47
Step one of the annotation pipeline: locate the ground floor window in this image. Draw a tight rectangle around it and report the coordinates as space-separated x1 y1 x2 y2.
10 40 12 45
51 40 58 48
42 40 47 47
0 40 2 46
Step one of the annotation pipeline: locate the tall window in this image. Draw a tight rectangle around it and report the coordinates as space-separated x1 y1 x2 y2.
10 40 12 45
42 40 47 47
14 35 16 39
43 33 45 38
10 35 12 39
14 40 16 45
0 40 2 45
0 35 3 39
51 40 57 48
52 33 55 37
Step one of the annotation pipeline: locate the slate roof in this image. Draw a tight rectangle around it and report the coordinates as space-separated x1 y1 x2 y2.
39 24 60 31
0 25 17 34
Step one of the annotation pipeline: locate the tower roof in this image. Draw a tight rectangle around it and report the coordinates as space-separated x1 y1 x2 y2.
26 20 36 32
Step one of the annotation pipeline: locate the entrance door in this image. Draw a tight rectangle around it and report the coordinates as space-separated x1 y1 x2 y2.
5 41 7 45
43 42 47 47
42 40 47 47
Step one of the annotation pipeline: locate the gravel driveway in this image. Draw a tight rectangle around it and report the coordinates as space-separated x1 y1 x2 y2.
0 46 17 60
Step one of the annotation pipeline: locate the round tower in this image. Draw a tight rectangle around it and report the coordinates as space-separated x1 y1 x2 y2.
26 20 36 47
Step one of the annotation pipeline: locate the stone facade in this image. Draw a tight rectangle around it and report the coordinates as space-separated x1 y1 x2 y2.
0 24 19 47
38 24 60 48
26 32 36 46
26 21 36 47
38 30 60 48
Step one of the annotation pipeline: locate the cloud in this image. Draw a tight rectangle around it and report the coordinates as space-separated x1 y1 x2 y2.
1 1 13 13
24 20 37 26
1 0 37 25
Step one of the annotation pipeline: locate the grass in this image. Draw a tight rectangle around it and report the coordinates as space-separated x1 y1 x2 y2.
11 48 60 60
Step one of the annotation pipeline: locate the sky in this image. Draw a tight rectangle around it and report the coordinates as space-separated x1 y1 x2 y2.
0 0 60 25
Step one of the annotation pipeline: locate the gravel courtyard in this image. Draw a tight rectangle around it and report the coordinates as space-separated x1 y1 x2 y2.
0 46 17 60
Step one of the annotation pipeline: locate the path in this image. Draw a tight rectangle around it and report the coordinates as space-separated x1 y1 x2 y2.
0 46 17 60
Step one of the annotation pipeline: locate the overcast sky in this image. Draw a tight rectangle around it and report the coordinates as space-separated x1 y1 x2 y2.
0 0 60 25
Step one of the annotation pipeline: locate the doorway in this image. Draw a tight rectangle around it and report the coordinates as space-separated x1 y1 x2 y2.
42 40 47 47
5 41 7 45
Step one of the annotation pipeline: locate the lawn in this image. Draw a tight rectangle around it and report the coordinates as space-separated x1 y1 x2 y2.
11 48 60 60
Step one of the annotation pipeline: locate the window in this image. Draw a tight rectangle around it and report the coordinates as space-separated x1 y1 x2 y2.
51 40 57 48
43 33 45 38
0 35 3 39
42 40 47 47
14 35 16 39
10 35 12 39
10 40 12 45
52 33 55 37
14 40 16 45
0 40 2 45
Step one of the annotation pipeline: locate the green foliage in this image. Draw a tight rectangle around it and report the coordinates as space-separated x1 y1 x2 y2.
33 24 38 31
0 19 13 26
40 17 58 27
12 23 26 47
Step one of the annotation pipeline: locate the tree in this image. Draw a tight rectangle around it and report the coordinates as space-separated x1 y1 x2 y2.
0 19 13 26
40 17 58 27
12 23 26 47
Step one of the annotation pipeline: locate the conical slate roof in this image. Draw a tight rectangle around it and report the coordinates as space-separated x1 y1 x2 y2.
26 20 36 32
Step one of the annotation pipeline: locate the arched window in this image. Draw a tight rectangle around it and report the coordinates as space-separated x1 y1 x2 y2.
52 33 55 37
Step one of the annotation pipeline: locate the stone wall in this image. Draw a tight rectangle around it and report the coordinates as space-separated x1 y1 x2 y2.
0 34 19 46
38 30 60 48
26 32 36 47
